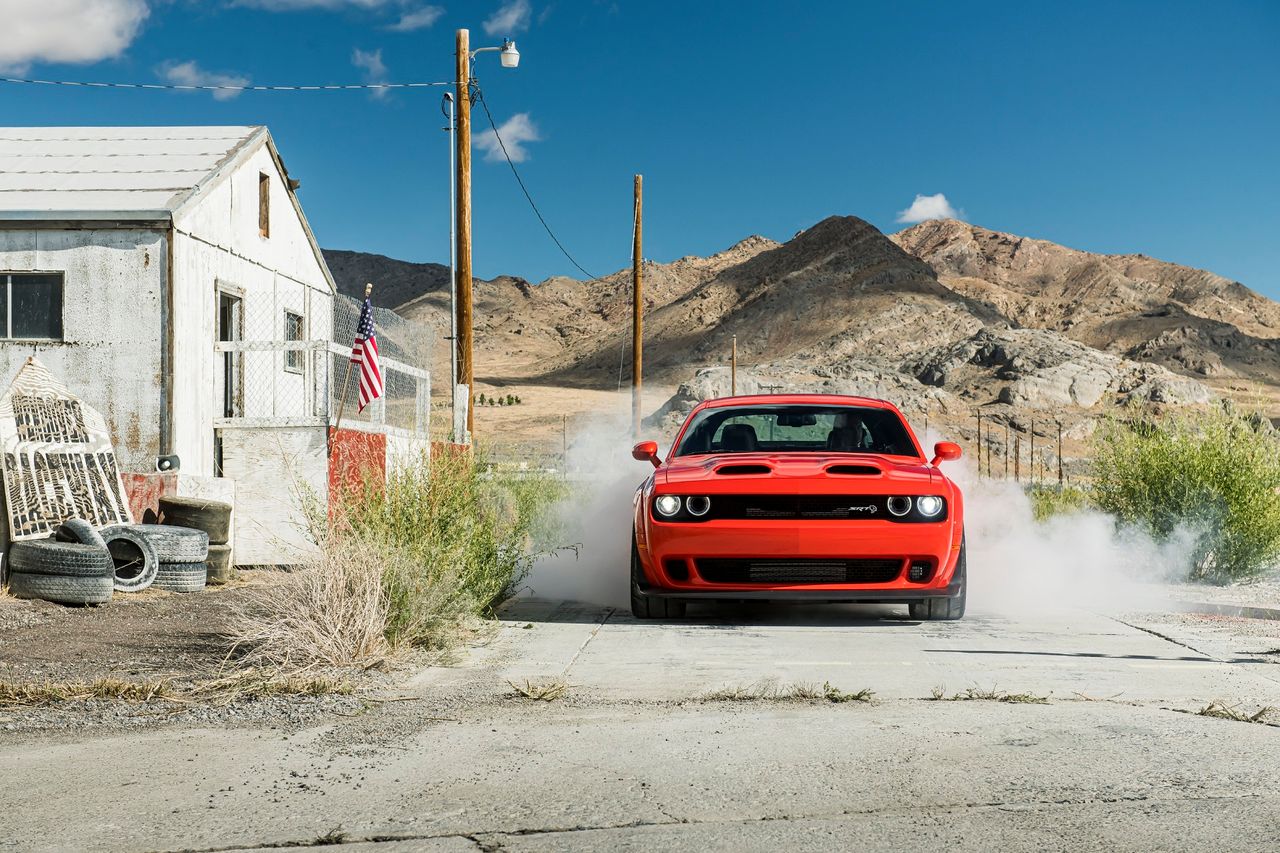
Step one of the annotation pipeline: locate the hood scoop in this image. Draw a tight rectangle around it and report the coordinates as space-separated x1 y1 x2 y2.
825 464 882 476
715 464 772 475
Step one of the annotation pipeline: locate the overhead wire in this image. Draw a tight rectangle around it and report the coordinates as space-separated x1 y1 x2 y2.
0 76 451 92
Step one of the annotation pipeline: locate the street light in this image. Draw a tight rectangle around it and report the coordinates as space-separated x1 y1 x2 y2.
454 28 520 443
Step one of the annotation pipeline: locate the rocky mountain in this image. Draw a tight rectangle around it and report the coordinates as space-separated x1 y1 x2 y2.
324 214 1279 442
323 249 454 309
891 220 1280 397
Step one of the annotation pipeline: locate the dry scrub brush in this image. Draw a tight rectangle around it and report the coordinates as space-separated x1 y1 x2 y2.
233 448 565 667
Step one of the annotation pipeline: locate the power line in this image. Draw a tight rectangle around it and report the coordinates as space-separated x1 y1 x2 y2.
0 76 451 92
473 86 600 281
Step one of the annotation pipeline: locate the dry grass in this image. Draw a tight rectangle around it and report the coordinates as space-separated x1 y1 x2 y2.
929 685 1050 704
703 679 874 703
1195 701 1276 724
231 538 394 669
508 677 569 701
0 669 355 708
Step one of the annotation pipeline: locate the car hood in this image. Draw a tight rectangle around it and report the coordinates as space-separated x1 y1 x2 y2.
659 452 942 493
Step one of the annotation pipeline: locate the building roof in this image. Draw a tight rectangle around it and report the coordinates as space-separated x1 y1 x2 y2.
0 126 265 221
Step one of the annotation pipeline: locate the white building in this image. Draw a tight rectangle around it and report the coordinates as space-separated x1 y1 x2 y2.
0 126 337 563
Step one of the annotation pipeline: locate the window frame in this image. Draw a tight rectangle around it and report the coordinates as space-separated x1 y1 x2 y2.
258 171 271 238
0 272 65 341
283 309 305 374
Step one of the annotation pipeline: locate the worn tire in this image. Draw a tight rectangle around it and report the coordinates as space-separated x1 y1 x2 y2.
8 539 113 578
53 518 108 550
629 540 685 620
101 526 159 593
910 538 967 622
205 544 234 585
115 524 209 563
7 570 113 605
158 497 231 546
152 561 207 593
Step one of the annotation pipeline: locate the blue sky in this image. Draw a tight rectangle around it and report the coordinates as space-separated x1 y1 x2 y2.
2 1 1278 297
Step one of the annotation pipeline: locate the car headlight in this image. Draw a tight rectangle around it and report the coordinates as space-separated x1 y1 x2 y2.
887 496 913 517
916 495 944 517
686 496 711 517
655 495 681 517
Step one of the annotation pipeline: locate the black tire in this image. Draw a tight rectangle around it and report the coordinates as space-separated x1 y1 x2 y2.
113 524 209 563
8 539 113 578
158 497 231 546
152 561 207 593
53 518 107 550
910 538 967 621
101 526 159 593
205 544 234 585
630 541 686 620
7 570 113 605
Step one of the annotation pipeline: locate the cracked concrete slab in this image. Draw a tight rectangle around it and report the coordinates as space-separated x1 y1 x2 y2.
2 600 1279 851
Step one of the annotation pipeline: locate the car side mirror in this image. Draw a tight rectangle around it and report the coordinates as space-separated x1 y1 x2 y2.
631 440 662 468
930 441 962 466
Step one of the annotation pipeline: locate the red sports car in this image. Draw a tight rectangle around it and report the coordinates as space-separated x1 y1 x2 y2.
630 394 966 621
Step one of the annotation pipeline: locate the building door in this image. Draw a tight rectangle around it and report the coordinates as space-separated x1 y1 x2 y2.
215 291 244 475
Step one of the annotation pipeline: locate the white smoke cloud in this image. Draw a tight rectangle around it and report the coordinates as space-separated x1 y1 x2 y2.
0 0 149 73
475 112 540 162
896 192 962 224
483 0 531 36
158 60 250 101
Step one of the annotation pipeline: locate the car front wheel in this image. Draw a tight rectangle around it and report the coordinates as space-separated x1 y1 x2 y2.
630 539 686 620
910 537 966 621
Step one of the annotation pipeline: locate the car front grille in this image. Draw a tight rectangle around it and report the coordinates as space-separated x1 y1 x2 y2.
710 495 888 521
695 558 904 585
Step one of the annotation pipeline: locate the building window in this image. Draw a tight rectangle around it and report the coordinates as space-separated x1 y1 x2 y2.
284 311 304 373
0 273 64 340
258 172 270 238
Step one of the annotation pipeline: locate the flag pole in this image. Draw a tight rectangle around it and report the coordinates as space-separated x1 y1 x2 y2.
330 282 372 456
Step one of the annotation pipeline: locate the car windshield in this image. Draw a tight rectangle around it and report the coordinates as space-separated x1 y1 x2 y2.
673 404 919 457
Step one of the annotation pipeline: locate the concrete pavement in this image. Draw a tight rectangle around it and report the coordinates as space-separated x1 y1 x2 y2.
2 600 1279 852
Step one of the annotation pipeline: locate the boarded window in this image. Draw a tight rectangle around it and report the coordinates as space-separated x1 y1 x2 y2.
258 172 270 238
284 311 304 373
1 273 64 340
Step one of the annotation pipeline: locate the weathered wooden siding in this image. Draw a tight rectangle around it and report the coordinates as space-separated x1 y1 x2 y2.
0 228 165 471
218 426 324 565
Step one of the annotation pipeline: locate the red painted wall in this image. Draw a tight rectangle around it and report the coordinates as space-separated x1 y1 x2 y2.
328 427 387 507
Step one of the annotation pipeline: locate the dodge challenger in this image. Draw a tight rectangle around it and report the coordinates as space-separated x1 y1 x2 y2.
630 394 966 621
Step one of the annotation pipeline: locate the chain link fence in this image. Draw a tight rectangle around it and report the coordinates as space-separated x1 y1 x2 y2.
330 293 433 437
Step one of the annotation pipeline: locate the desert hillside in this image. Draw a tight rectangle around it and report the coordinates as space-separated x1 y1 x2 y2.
324 215 1280 449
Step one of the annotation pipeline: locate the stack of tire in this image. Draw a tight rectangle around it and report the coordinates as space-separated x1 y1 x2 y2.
107 524 209 593
158 496 233 586
6 520 115 606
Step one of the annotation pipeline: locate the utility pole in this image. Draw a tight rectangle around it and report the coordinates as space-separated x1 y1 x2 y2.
731 334 737 396
632 174 643 437
455 28 474 441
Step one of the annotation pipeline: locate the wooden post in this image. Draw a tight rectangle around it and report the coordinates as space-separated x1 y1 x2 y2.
731 334 737 396
631 174 643 437
1057 421 1064 486
924 412 929 439
1014 434 1021 482
1028 418 1035 487
976 410 982 477
455 28 474 440
1004 422 1010 479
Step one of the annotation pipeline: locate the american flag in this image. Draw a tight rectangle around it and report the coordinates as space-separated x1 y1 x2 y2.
351 297 384 411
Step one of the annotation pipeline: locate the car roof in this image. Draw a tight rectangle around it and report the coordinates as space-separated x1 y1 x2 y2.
691 393 902 413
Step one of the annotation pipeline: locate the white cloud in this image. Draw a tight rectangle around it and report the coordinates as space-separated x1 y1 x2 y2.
483 0 530 35
388 4 443 30
159 60 250 101
234 1 399 9
0 0 149 73
475 112 539 162
351 48 390 98
895 193 963 224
